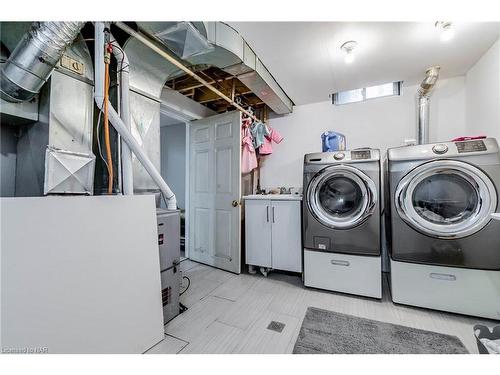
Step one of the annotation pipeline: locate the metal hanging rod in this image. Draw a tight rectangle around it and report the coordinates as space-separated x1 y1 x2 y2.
113 22 260 122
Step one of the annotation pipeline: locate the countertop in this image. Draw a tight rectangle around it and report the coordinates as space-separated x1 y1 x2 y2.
243 194 303 201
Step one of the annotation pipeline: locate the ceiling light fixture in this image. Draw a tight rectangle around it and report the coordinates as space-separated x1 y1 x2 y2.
435 21 454 42
341 41 358 64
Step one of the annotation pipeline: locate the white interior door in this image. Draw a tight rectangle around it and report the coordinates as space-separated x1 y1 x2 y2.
188 111 241 273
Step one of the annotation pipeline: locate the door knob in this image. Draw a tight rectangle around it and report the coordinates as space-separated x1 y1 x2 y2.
232 200 240 207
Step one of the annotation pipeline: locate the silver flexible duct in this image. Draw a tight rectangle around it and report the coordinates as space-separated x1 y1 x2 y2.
416 66 440 144
0 21 85 102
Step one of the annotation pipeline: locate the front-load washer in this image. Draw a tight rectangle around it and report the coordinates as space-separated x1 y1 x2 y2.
303 149 382 298
387 138 500 320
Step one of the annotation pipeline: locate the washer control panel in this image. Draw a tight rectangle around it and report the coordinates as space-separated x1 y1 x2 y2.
304 149 380 164
432 144 449 154
456 140 487 153
351 150 371 160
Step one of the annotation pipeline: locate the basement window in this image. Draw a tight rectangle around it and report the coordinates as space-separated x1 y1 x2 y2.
332 81 402 105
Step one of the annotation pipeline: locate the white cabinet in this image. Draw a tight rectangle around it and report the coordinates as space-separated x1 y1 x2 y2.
244 196 302 273
245 199 272 268
271 200 302 272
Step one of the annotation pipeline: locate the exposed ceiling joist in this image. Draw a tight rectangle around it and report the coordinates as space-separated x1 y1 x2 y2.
165 65 270 116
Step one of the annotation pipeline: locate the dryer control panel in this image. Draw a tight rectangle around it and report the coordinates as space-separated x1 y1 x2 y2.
456 140 487 153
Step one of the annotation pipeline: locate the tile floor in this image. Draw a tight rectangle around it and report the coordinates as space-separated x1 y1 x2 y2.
145 259 498 354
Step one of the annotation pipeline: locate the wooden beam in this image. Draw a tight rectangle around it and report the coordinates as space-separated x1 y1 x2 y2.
197 90 231 104
173 75 233 92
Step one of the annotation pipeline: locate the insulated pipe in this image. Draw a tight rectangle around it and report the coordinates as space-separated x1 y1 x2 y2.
94 23 177 209
110 36 134 195
1 22 85 102
114 21 260 123
416 66 440 144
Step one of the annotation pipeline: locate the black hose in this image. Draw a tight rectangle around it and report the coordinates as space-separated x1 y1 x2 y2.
180 275 191 296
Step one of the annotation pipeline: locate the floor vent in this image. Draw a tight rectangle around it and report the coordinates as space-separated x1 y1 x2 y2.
267 321 286 333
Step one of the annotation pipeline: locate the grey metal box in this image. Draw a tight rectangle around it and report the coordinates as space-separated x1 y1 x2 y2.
160 268 180 324
156 209 180 271
156 208 181 324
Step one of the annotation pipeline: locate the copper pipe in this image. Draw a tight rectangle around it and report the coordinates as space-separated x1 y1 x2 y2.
103 53 113 194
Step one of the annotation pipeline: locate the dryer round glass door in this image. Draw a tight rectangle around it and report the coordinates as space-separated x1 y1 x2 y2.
307 165 377 229
395 160 497 238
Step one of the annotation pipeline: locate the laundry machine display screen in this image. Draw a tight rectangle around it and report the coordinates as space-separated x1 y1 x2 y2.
351 150 371 160
456 140 487 153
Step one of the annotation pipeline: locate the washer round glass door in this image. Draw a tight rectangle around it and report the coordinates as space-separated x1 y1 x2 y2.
395 160 497 238
307 165 377 229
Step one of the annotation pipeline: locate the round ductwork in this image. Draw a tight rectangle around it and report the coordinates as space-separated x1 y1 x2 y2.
0 21 85 102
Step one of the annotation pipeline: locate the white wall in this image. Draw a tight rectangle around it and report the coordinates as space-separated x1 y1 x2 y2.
160 123 186 209
465 38 500 140
260 76 466 188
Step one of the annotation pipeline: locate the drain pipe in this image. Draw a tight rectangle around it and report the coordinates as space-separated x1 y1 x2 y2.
110 36 134 195
416 66 440 144
94 22 177 209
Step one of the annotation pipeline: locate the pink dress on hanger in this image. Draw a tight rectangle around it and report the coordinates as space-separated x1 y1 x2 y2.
241 124 257 174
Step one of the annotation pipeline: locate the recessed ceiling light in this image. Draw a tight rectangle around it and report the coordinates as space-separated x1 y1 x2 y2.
341 41 358 64
435 21 454 42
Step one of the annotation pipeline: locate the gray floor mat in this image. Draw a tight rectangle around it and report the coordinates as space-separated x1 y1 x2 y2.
293 307 468 354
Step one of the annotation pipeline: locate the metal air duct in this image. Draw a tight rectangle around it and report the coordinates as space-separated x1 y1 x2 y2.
117 22 293 199
416 66 440 144
14 33 95 197
0 21 85 102
132 22 294 114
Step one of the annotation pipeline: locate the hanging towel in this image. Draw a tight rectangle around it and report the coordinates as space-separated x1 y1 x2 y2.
259 126 283 155
241 126 257 174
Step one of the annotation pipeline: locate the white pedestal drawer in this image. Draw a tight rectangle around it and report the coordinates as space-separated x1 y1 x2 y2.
391 260 500 320
304 249 382 298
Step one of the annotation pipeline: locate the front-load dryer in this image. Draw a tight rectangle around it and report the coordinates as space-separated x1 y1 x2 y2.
387 138 500 320
303 149 382 298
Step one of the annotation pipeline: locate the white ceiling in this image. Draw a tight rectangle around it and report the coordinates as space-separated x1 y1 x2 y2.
228 22 500 106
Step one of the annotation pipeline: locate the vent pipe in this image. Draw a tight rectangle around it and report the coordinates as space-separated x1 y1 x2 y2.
0 21 85 102
94 22 177 209
416 66 440 144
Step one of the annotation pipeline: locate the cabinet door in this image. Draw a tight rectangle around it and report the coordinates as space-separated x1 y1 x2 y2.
245 200 272 268
271 200 302 272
